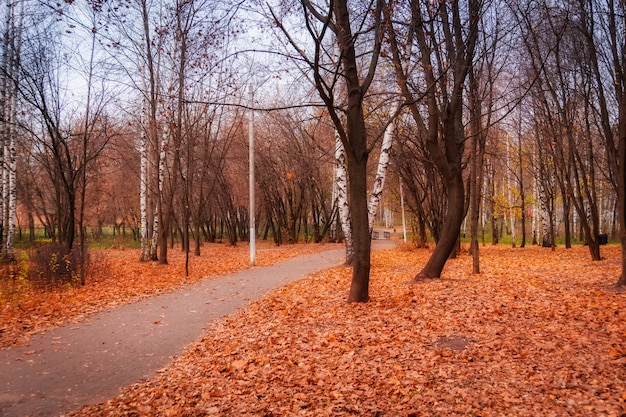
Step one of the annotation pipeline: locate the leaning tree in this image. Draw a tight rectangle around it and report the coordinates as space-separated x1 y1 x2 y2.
385 0 481 279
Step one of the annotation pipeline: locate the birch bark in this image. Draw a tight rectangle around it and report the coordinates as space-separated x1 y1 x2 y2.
368 102 398 234
334 132 353 265
139 0 161 262
2 0 19 260
532 175 539 245
5 58 16 260
507 135 516 248
150 117 168 260
539 178 553 248
1 101 6 257
1 0 9 256
139 92 149 261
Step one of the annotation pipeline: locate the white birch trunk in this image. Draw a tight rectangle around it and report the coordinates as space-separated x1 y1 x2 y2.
139 93 149 261
0 0 10 253
1 69 7 255
1 133 7 253
150 114 168 258
368 102 398 234
1 0 19 260
1 98 7 257
540 187 551 246
400 179 407 243
532 175 538 244
507 135 516 248
330 164 337 239
334 132 353 264
5 84 16 259
481 174 487 232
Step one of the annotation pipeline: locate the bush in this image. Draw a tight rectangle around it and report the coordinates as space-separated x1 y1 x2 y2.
0 252 31 305
28 243 88 288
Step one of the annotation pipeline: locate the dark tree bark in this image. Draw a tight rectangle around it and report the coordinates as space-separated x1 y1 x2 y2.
516 0 604 258
575 0 624 277
468 67 486 274
386 0 480 279
333 0 378 302
271 0 384 301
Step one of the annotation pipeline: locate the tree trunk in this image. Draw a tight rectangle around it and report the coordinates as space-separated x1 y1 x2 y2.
618 97 626 286
150 193 159 261
28 211 35 243
139 94 149 261
517 132 526 248
116 223 123 249
157 117 170 264
384 0 478 279
346 151 371 302
469 127 480 274
418 212 427 248
333 0 375 302
194 220 201 256
368 102 397 233
506 135 516 248
468 66 486 273
417 171 464 278
562 192 571 249
4 84 16 260
334 135 354 265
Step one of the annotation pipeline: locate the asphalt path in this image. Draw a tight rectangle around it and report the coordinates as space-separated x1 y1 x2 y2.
0 238 394 417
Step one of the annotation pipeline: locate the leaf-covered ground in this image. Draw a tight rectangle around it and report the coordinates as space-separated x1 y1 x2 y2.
70 244 625 417
0 241 341 348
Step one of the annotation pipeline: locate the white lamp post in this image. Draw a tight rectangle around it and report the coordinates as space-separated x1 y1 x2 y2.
248 84 256 266
400 178 407 244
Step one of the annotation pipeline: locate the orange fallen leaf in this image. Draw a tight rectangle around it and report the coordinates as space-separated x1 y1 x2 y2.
10 244 626 417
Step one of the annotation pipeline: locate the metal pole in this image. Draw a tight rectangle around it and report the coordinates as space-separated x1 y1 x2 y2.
249 84 256 266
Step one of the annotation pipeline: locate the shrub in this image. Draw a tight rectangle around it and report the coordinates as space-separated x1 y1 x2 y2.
28 243 88 288
0 252 31 305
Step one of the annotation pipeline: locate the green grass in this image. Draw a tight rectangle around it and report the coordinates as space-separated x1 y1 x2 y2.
13 227 141 250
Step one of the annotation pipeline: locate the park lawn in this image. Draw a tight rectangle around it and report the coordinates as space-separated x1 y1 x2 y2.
72 244 626 416
0 241 342 348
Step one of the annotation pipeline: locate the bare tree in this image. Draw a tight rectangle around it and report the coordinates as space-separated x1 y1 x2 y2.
4 0 114 283
0 0 21 260
386 0 481 279
268 0 387 302
575 0 626 284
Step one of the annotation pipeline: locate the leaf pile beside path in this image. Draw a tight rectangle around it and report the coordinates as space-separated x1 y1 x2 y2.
0 242 340 348
72 245 626 417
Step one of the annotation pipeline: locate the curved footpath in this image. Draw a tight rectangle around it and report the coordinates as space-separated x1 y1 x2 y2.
0 238 395 417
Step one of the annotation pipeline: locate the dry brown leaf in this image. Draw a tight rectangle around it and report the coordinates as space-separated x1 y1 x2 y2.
0 241 340 348
67 244 626 416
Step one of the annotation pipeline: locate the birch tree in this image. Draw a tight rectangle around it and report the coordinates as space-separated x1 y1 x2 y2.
5 0 114 271
101 0 164 261
334 132 353 264
268 0 389 302
139 91 149 261
0 0 21 260
506 134 516 247
533 128 556 249
367 102 399 234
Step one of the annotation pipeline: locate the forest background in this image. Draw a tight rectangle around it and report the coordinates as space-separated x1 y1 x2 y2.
0 1 625 415
0 1 624 301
